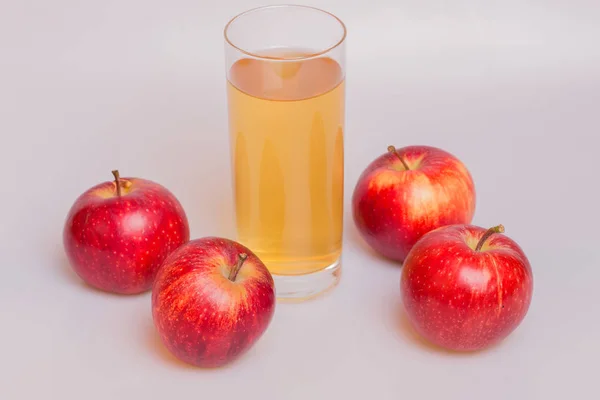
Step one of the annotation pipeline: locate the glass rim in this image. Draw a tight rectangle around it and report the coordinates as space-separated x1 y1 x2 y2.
223 4 347 61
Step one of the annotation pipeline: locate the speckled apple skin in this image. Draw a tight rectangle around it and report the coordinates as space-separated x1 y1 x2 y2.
352 145 476 263
400 224 533 351
151 237 276 368
63 177 189 294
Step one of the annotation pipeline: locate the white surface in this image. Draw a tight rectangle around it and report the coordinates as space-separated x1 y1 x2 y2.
1 0 599 399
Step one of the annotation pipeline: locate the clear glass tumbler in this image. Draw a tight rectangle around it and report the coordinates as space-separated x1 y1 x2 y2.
224 5 346 301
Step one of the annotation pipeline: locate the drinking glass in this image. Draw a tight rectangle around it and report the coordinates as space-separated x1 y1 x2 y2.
224 5 346 301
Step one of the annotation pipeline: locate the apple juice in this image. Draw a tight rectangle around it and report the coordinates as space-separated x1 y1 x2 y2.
226 48 344 276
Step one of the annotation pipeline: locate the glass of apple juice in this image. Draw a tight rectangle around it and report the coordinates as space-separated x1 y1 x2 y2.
224 5 346 301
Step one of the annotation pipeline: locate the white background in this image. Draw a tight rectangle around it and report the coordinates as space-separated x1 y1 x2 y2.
1 0 599 399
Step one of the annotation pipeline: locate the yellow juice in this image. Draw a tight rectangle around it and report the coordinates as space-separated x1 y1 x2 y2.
226 49 345 275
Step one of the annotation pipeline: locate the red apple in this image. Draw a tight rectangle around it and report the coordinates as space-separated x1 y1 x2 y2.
63 170 190 294
151 237 276 368
352 145 476 263
400 224 533 351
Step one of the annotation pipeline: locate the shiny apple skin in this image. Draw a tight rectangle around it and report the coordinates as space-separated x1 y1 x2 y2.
352 145 476 263
63 177 189 294
151 237 276 368
400 224 534 351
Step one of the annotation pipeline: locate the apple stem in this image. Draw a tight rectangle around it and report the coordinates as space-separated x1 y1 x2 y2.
111 170 122 197
387 145 410 170
475 225 505 251
228 253 248 282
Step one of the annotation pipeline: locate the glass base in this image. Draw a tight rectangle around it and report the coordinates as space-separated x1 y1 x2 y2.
272 259 341 302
